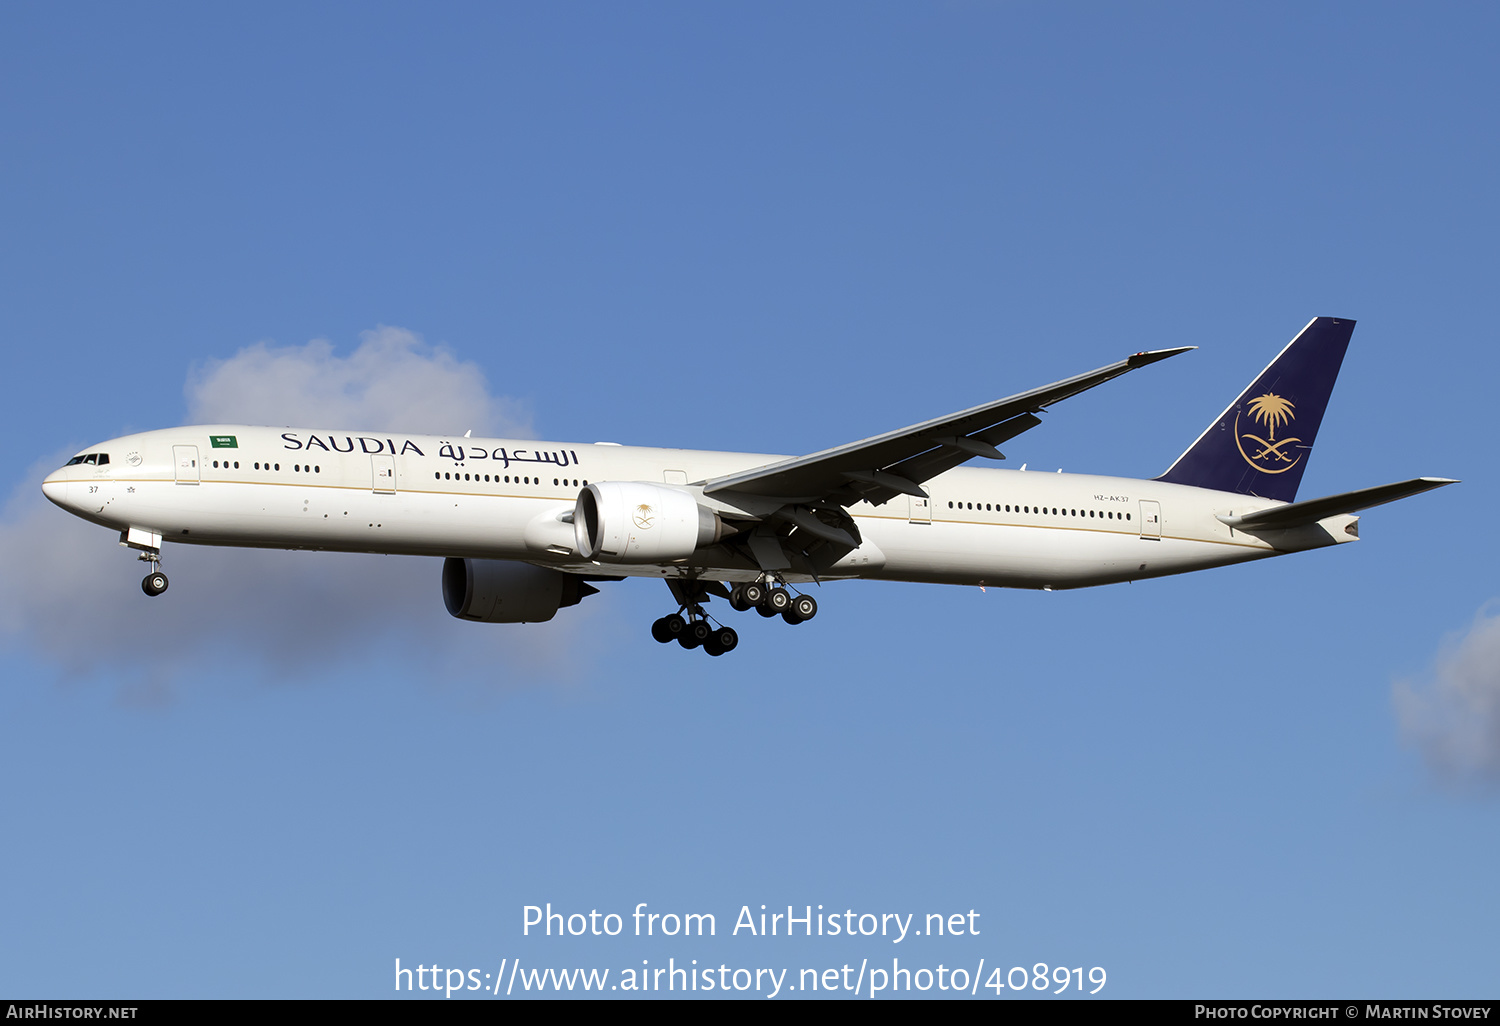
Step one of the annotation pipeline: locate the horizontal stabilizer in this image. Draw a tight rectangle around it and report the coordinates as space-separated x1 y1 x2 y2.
1217 477 1458 532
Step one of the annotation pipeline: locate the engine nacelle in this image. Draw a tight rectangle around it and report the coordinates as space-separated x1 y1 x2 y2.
574 481 723 563
441 558 597 623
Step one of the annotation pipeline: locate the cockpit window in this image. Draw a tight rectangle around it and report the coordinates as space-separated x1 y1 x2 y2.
63 453 109 466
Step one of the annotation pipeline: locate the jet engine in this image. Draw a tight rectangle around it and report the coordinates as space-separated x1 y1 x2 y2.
574 481 724 563
441 558 598 623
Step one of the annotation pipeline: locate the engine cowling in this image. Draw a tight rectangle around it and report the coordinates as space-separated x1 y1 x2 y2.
574 481 723 563
441 558 598 623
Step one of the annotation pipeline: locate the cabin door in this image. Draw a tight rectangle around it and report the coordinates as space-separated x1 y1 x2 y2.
371 454 396 494
1138 500 1162 539
172 445 199 485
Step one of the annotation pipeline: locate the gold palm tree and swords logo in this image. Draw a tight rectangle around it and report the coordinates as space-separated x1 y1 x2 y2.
632 503 656 530
1235 393 1303 474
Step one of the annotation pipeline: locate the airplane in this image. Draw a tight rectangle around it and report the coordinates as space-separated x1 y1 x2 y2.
42 317 1454 656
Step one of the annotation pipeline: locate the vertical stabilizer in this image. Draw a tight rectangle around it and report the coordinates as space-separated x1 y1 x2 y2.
1156 317 1354 502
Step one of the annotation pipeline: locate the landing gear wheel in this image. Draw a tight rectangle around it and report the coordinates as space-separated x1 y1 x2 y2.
679 620 711 649
142 572 169 597
762 587 791 614
740 582 765 608
729 586 752 612
787 594 817 623
709 626 738 654
651 615 681 643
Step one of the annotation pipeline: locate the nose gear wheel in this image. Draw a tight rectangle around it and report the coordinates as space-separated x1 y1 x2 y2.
137 549 168 597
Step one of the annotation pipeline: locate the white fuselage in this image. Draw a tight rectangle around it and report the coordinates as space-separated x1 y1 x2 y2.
42 425 1358 589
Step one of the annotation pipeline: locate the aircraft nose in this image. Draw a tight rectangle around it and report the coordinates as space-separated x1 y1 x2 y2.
41 470 70 508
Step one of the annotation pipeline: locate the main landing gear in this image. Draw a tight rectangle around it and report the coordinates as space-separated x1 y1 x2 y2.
650 612 739 657
727 580 818 625
139 550 169 597
651 577 739 657
649 575 819 656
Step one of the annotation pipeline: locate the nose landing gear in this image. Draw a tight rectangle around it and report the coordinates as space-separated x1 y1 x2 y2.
138 549 169 597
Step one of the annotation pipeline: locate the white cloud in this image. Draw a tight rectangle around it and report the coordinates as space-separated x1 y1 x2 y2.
185 325 530 437
0 328 609 698
1393 604 1500 786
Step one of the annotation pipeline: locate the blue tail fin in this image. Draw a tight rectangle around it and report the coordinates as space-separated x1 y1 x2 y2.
1156 317 1355 502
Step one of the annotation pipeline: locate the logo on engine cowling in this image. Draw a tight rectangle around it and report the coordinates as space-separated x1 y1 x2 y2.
632 504 656 530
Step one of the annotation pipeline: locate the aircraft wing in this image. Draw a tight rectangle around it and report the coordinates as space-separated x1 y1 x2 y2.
703 347 1195 507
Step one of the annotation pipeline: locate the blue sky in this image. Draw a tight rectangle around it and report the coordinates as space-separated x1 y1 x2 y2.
2 2 1497 999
